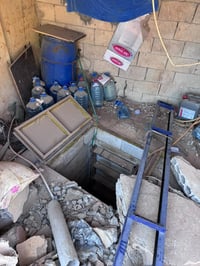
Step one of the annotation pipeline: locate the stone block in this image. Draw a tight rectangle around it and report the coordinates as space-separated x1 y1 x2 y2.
55 5 83 26
149 19 177 39
133 80 159 94
139 35 153 53
138 53 167 70
171 156 200 204
16 235 47 266
1 225 26 248
175 22 200 42
94 29 114 46
36 2 55 22
83 44 106 60
159 1 196 23
152 38 184 56
174 72 200 89
182 42 200 59
193 5 200 23
146 69 175 84
119 66 147 81
166 56 197 74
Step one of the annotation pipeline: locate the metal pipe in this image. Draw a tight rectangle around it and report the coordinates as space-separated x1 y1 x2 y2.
47 200 80 266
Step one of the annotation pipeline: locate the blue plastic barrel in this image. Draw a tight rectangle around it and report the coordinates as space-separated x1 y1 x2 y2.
41 36 77 89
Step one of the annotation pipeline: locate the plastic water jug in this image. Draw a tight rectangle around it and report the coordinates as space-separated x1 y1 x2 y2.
57 85 71 101
103 73 117 101
68 82 78 96
26 97 43 118
77 74 87 90
40 92 54 110
32 76 45 87
74 87 89 110
49 81 62 102
91 79 104 107
32 78 45 99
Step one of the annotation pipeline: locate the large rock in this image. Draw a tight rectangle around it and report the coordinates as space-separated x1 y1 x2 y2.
116 174 200 266
16 235 47 265
171 156 200 204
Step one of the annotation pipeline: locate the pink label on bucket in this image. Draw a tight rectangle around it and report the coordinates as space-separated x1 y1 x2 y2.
110 57 123 66
112 44 132 58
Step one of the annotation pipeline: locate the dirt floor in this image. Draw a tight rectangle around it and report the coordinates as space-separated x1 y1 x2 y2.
94 97 200 184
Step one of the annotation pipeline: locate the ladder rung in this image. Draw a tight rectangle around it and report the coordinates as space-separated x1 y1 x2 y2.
158 100 174 110
129 214 166 233
152 126 172 137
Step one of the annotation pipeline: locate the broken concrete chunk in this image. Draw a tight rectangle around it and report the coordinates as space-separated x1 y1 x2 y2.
1 225 26 248
16 235 47 266
116 174 200 266
0 240 18 266
93 227 118 248
171 156 200 204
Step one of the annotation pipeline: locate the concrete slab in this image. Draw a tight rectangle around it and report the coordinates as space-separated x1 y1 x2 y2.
116 174 200 266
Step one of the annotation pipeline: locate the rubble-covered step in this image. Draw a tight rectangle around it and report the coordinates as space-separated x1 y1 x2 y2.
93 145 138 174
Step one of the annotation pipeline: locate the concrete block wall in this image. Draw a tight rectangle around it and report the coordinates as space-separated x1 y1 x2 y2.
0 0 40 120
36 0 200 105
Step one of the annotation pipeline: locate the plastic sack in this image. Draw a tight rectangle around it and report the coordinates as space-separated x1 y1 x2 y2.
0 161 39 209
0 240 18 266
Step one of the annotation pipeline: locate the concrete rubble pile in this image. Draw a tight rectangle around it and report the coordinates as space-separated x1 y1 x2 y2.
0 165 119 266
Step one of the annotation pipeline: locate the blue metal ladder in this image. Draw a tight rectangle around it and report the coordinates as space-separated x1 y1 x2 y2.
113 101 174 266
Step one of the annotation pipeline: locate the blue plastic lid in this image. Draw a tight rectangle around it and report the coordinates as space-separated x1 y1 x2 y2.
30 97 36 102
78 87 84 91
41 92 47 97
63 85 69 90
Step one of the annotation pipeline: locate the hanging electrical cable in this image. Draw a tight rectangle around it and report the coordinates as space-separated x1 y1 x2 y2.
152 0 200 68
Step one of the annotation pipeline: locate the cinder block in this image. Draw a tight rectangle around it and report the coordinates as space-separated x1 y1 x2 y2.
146 69 175 84
152 38 184 56
159 1 196 23
166 56 197 74
193 5 200 23
94 29 114 46
134 80 159 94
93 59 119 75
119 66 147 81
137 53 167 70
140 36 153 53
83 44 106 60
149 19 177 39
182 42 200 59
174 72 200 89
55 5 84 26
175 23 200 42
114 76 134 97
36 2 55 22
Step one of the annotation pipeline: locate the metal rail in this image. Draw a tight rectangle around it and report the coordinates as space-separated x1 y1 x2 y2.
113 100 174 266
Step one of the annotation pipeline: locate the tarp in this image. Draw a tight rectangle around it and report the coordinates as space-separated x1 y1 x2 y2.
66 0 159 22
